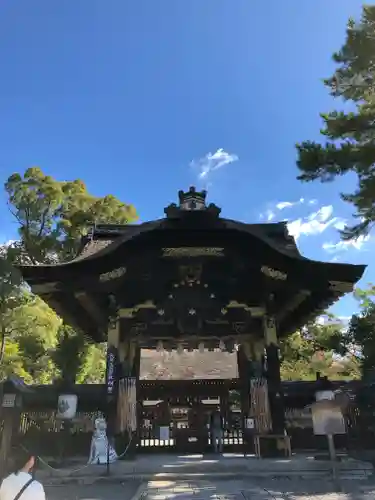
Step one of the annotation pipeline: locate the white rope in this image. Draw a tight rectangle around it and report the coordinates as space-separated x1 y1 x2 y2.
20 433 134 474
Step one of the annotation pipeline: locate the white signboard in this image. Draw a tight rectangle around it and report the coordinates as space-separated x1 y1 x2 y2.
159 426 170 441
316 390 335 401
245 418 255 429
2 394 16 408
312 400 346 435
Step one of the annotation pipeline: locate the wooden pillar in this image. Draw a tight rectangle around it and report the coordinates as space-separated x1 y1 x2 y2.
236 338 263 453
236 341 251 414
220 389 228 419
0 410 14 477
263 315 285 435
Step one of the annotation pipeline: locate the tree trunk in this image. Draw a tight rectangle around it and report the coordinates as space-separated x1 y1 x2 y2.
0 326 6 364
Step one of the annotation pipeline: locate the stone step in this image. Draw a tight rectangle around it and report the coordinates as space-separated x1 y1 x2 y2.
40 469 373 486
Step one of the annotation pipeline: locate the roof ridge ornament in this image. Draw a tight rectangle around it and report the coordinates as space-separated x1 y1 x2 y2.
164 186 221 218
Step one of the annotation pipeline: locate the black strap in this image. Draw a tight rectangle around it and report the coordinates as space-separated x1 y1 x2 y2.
13 478 34 500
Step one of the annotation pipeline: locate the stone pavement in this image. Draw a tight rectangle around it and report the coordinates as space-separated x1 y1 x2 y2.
43 477 375 500
145 478 375 500
36 453 373 483
44 480 142 500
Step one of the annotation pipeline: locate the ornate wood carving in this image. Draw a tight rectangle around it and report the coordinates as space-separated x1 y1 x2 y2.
329 280 353 293
206 319 229 325
32 282 60 293
266 316 276 330
178 264 202 285
129 323 148 336
120 317 262 341
99 267 126 282
162 247 224 258
261 266 287 281
119 301 157 319
164 186 221 217
233 322 246 334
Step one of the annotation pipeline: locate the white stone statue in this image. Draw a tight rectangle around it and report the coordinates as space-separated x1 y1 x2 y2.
88 416 118 464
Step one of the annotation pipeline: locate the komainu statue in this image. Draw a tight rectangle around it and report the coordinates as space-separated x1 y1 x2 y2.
88 416 118 464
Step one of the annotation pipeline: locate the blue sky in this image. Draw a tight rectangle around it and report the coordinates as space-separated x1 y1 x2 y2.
0 0 370 318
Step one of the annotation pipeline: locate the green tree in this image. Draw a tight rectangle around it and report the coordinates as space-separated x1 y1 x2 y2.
296 6 375 239
50 325 105 385
50 325 88 385
5 166 138 264
353 283 375 308
78 343 106 384
0 292 61 383
343 284 375 380
0 341 30 381
3 167 137 384
280 319 360 381
0 255 23 363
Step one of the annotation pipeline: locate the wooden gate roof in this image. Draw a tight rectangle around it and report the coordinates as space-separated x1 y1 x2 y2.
16 188 366 342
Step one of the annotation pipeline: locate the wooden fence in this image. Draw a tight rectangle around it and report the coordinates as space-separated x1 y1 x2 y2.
1 379 375 463
2 405 352 458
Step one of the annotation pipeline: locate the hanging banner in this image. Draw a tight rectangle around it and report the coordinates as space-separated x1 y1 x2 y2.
117 377 137 433
106 346 118 396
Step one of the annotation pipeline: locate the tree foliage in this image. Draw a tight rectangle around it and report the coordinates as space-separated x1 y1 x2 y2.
5 167 138 264
50 325 106 385
51 325 89 385
344 284 375 380
280 321 360 381
0 290 61 383
0 260 106 385
296 6 375 239
0 255 23 363
0 167 137 384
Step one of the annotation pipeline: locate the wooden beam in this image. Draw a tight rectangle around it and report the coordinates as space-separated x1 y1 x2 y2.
31 282 61 294
43 294 103 341
74 291 108 329
276 290 311 323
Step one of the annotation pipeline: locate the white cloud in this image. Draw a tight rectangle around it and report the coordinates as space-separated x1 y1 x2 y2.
190 148 239 181
308 205 333 223
260 201 349 244
276 201 294 210
259 209 276 221
0 240 16 256
287 205 345 240
266 210 275 221
322 234 371 253
275 198 304 211
315 315 351 331
260 198 305 220
338 316 351 325
331 219 346 231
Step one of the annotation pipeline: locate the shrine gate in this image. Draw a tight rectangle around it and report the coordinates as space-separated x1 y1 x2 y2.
18 187 365 456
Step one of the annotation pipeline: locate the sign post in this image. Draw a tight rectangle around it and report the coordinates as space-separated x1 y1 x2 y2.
311 392 345 490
